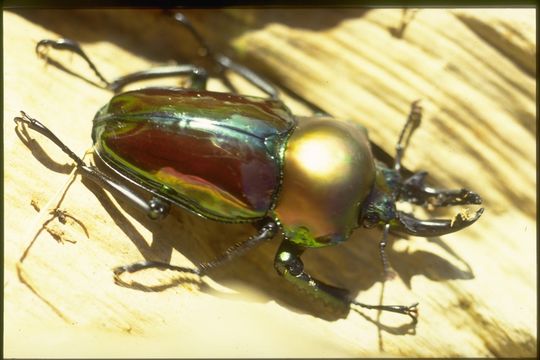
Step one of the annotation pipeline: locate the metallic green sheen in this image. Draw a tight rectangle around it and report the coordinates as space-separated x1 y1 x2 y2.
92 87 295 222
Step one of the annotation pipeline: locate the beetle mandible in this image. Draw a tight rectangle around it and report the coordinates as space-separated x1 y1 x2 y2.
15 12 483 320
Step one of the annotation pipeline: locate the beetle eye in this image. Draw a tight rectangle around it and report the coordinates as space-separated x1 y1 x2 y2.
363 213 379 228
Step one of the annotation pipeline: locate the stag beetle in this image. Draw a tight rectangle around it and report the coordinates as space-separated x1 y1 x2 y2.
15 12 483 320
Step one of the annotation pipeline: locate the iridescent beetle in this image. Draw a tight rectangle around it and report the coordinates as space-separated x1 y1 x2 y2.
15 13 483 320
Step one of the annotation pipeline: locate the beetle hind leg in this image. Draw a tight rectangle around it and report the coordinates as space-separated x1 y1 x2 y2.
36 13 278 98
106 65 208 93
36 38 209 93
15 110 86 168
14 111 170 220
36 39 110 88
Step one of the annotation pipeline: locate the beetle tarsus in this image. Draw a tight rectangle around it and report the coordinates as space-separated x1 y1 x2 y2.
36 38 111 87
106 65 209 93
113 220 277 285
14 111 176 221
35 13 279 98
198 220 278 273
15 111 86 168
36 38 211 93
351 300 419 322
167 11 279 99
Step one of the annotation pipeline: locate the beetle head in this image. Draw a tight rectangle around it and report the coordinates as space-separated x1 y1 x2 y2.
360 167 483 237
361 190 399 229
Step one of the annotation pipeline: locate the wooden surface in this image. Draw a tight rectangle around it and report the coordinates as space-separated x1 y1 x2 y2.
4 9 536 357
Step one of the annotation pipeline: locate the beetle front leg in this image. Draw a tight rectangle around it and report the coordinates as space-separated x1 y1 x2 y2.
392 101 482 207
14 111 170 220
400 171 482 207
274 240 350 312
394 100 422 173
274 240 418 320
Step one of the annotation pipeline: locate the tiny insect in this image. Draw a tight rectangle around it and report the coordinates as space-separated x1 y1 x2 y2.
15 13 483 321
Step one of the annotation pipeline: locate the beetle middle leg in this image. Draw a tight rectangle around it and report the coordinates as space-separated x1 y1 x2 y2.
168 12 279 99
35 12 279 98
274 240 418 320
113 219 278 281
14 111 170 220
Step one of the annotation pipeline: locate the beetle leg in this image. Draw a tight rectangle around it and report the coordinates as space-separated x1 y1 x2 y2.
113 220 278 278
393 101 482 207
113 260 199 278
274 240 350 312
215 54 279 99
197 220 278 273
394 100 422 173
14 111 170 220
106 65 208 93
36 39 110 87
379 223 395 280
274 240 418 319
351 301 418 322
400 171 483 207
169 12 279 99
36 38 208 93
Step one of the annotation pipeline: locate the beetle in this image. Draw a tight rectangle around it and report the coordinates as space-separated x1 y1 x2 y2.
15 12 483 320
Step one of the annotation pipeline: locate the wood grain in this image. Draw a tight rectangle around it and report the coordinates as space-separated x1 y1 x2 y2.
4 9 536 357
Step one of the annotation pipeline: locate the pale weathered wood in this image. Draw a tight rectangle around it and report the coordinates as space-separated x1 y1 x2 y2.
4 9 536 357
